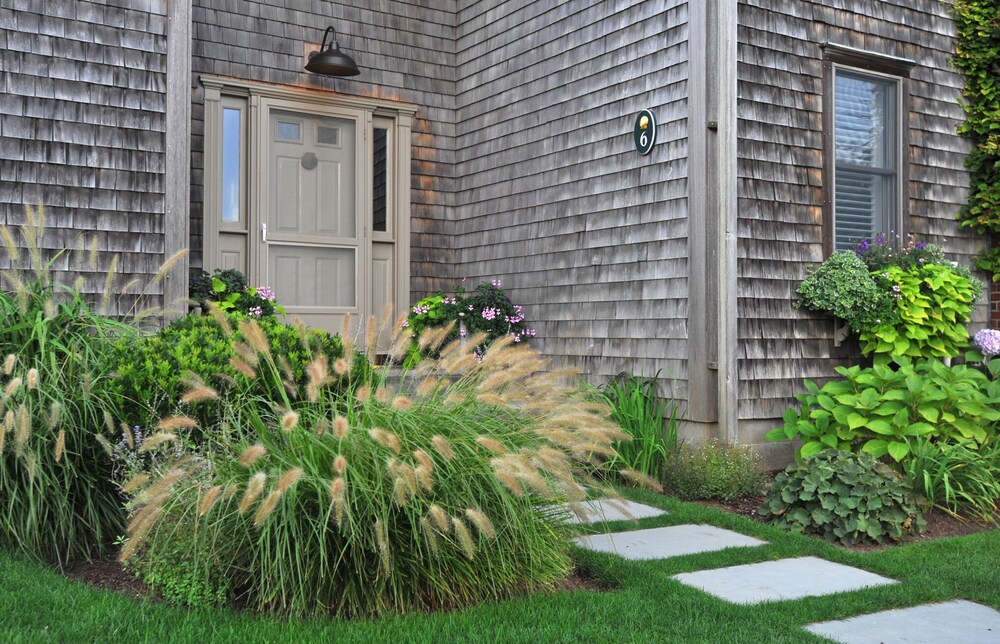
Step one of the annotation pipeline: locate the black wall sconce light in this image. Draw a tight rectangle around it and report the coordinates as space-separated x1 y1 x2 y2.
305 26 360 77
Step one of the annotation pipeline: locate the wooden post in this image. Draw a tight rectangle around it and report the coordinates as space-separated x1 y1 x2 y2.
164 0 193 319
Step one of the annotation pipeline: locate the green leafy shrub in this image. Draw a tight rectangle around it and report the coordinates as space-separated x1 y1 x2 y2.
904 438 1000 523
121 324 640 617
189 268 284 319
767 356 1000 463
859 262 980 358
0 211 138 567
953 0 1000 235
586 372 679 481
759 449 925 545
129 518 233 608
113 312 364 434
795 251 895 334
796 237 981 359
405 279 535 365
662 441 766 502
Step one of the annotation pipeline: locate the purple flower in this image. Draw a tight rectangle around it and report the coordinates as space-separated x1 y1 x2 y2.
248 306 263 317
974 329 1000 358
256 286 276 302
916 242 927 250
875 235 886 244
892 285 901 292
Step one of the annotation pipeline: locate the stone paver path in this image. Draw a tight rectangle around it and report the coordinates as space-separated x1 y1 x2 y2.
569 496 1000 642
574 524 766 560
548 499 666 525
805 600 1000 643
672 556 896 604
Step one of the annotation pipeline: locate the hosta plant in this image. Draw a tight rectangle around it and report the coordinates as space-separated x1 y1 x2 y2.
121 322 649 617
759 449 925 546
766 356 1000 463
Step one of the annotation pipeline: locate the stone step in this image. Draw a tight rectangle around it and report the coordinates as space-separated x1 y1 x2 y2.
805 600 1000 643
574 524 767 560
546 499 667 525
673 556 896 604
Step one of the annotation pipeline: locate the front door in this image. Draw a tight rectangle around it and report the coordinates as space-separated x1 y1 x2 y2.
259 103 366 334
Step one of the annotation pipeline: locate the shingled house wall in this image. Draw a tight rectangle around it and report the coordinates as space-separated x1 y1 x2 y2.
0 0 168 311
453 0 692 400
735 0 987 451
0 0 988 462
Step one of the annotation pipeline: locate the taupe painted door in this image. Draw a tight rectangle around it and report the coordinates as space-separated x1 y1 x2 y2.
260 105 366 334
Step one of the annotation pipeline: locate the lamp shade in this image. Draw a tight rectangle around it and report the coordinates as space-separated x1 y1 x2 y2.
305 27 360 77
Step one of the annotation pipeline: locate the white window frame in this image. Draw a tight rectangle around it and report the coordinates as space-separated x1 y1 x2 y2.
822 45 913 256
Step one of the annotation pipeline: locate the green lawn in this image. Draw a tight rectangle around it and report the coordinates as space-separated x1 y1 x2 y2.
2 489 998 643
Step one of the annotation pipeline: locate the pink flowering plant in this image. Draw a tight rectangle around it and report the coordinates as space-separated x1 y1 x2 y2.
797 235 982 359
190 268 284 319
404 279 535 365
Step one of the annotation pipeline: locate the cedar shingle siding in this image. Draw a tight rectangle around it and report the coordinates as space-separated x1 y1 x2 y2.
736 0 984 441
0 0 168 309
0 0 985 461
454 0 691 396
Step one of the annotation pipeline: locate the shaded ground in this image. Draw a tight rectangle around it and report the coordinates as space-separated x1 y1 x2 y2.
62 496 996 601
64 556 608 603
64 557 150 600
694 494 996 550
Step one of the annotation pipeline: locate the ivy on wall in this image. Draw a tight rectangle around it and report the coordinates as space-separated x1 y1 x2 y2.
953 1 1000 276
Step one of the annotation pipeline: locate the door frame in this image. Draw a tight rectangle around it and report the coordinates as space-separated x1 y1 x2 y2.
201 76 416 336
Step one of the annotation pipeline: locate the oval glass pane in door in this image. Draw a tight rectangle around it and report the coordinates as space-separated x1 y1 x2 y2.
266 109 359 331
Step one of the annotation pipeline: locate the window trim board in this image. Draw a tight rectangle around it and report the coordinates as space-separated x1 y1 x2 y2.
822 53 911 256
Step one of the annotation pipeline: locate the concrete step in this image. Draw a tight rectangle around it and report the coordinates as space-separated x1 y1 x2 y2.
673 556 896 604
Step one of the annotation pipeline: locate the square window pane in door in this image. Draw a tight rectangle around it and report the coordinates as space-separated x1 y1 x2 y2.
269 245 356 307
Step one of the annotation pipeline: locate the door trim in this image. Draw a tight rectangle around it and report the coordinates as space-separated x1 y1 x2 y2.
201 76 416 336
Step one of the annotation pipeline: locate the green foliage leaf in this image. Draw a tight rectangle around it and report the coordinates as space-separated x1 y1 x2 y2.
760 450 923 546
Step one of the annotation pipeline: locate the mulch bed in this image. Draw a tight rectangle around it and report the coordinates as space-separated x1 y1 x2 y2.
693 494 996 550
60 496 997 602
64 557 151 600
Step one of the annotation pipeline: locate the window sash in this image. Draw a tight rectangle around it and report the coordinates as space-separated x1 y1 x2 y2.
832 68 900 252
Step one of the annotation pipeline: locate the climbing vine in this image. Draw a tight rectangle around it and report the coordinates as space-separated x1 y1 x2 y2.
953 0 1000 240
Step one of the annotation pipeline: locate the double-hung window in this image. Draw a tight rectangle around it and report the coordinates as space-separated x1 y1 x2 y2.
823 46 913 254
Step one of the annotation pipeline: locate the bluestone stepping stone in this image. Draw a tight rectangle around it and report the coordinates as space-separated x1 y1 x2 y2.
574 524 766 560
805 600 1000 643
673 556 896 604
547 499 667 525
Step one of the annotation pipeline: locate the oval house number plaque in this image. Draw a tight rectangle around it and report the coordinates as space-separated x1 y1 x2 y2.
633 109 656 155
